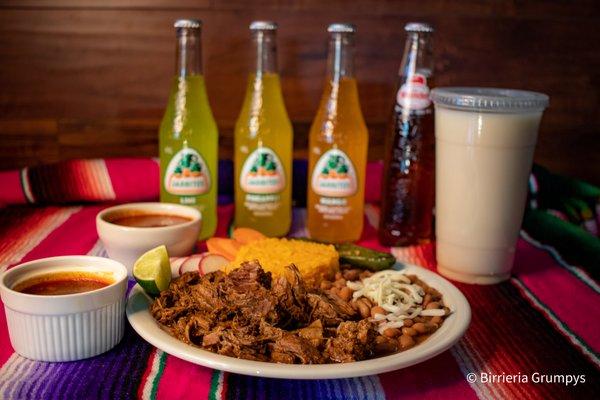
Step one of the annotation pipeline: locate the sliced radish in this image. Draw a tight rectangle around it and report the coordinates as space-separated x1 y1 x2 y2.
179 254 204 276
199 253 229 275
170 257 187 278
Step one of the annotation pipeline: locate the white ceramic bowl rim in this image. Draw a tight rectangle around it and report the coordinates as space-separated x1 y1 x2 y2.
97 202 201 233
0 256 128 315
1 256 127 298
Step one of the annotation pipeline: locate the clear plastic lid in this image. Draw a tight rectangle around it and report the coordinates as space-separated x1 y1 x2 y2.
430 87 549 113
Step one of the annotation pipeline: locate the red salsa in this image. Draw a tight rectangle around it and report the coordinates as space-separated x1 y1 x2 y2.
13 271 114 296
107 213 192 228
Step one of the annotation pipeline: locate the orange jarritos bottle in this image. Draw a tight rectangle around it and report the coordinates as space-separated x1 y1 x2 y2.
307 23 369 243
234 21 293 237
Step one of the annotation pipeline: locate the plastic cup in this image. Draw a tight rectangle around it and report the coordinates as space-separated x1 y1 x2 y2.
430 88 549 284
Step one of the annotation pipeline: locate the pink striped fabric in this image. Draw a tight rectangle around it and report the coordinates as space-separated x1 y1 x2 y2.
512 237 600 355
156 356 214 400
0 158 159 205
379 351 478 400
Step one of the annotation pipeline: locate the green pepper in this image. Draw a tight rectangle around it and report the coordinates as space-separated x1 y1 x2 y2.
334 243 396 271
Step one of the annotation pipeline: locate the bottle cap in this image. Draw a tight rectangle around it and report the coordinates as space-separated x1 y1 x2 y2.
404 22 434 33
174 19 202 29
250 21 278 31
430 87 549 113
328 23 356 34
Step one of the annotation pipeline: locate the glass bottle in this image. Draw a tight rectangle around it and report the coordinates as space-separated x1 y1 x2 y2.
159 19 219 240
307 23 369 243
378 22 435 246
234 21 293 237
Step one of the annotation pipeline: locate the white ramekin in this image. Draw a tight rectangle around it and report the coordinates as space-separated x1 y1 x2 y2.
96 202 202 275
0 256 128 362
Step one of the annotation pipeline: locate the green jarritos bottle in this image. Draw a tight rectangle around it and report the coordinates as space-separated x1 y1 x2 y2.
159 19 218 239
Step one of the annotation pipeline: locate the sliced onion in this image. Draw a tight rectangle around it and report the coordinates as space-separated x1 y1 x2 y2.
346 269 448 332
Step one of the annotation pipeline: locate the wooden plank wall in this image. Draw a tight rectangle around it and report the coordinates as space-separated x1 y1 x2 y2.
0 0 598 183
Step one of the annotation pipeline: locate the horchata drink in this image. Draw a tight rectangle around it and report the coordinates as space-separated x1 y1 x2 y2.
307 23 369 243
159 19 218 240
430 88 549 284
234 21 293 237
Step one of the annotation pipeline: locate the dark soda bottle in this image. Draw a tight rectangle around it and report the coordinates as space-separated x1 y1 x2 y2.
379 22 435 247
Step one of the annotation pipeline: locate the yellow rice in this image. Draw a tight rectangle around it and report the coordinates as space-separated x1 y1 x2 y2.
226 238 339 286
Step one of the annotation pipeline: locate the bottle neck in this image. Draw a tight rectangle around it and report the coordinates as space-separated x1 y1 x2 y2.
328 32 354 82
252 30 277 77
399 31 433 79
175 27 202 77
396 31 434 114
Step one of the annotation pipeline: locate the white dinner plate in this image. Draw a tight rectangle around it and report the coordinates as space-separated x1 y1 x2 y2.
126 263 471 379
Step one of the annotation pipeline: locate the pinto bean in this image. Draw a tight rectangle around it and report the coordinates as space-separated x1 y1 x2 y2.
334 278 347 289
339 286 353 302
356 300 371 319
383 328 400 338
399 334 415 349
360 297 373 308
425 301 440 310
359 271 373 280
426 322 439 332
430 316 443 324
370 306 386 318
403 319 414 327
412 322 429 334
402 327 417 336
422 294 432 307
375 336 398 353
342 269 361 281
335 271 343 280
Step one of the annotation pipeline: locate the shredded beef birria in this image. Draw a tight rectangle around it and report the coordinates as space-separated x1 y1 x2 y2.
150 261 378 364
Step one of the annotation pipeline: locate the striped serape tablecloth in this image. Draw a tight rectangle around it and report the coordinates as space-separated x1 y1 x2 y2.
0 159 599 399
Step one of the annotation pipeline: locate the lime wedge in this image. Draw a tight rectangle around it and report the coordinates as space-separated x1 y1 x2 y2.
133 245 171 296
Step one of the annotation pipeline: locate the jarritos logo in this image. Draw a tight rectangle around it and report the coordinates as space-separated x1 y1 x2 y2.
397 73 431 110
240 147 285 194
164 148 211 195
311 149 357 198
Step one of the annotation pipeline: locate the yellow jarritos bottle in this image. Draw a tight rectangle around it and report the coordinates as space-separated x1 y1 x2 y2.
307 24 369 243
234 21 293 237
159 19 218 239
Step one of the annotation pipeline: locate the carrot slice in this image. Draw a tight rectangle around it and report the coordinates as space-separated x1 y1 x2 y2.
231 227 266 244
206 238 241 261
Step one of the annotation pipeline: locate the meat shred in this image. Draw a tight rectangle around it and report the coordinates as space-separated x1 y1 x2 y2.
150 261 377 364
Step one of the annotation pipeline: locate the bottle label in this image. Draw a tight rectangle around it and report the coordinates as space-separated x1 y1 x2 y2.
240 147 286 194
397 73 431 111
311 149 357 198
164 147 211 196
